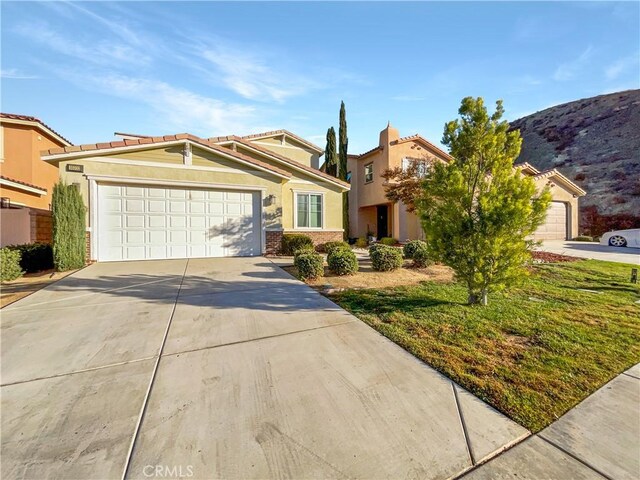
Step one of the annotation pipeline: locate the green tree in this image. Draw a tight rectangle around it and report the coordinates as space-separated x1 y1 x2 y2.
339 101 349 239
52 182 87 271
324 127 338 177
385 97 551 305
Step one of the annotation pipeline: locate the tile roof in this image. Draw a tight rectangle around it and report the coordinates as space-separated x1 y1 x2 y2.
0 175 47 193
242 129 324 153
41 134 291 178
0 113 73 146
391 134 453 160
353 145 383 159
211 135 350 189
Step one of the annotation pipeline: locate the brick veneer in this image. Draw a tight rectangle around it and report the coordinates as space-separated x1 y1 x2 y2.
85 231 93 264
265 230 344 255
28 208 52 244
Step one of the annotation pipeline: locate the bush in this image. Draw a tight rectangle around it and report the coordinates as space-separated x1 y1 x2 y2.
293 244 315 257
294 251 324 280
380 237 398 246
7 243 54 273
412 244 431 268
371 245 403 271
1 248 23 282
327 248 359 276
354 237 368 248
573 235 594 242
281 234 314 256
52 182 87 271
322 241 350 255
403 240 427 259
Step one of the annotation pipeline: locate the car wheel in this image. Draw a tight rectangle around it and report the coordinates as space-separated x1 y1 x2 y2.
608 235 627 247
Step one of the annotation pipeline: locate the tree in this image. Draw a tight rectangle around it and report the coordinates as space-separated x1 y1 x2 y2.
339 101 349 239
52 182 87 271
383 97 551 305
324 127 338 177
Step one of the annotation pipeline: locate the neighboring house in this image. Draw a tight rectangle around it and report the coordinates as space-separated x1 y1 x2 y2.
41 130 348 262
0 113 72 247
347 123 586 242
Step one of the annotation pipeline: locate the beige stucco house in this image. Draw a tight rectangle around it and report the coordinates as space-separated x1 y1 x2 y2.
347 123 585 242
42 130 348 262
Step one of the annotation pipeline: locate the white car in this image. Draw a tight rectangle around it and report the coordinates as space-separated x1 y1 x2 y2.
600 228 640 248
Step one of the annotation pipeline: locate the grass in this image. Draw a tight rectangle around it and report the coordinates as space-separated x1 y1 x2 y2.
329 259 640 432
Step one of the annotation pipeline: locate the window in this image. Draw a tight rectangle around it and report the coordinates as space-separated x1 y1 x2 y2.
402 157 429 177
364 163 374 183
296 193 323 229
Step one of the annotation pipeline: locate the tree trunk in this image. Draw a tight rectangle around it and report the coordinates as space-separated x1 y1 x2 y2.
481 289 488 306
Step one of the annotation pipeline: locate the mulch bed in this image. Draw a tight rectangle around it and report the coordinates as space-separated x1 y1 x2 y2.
531 251 580 263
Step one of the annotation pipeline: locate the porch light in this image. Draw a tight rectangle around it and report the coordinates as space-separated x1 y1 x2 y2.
0 197 10 208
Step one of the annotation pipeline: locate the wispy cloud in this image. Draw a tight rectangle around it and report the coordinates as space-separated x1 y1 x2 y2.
553 46 594 81
605 54 640 80
1 68 38 79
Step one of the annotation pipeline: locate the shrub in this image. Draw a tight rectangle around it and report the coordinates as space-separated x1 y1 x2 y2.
371 245 403 271
1 248 23 282
294 251 324 280
327 248 358 276
380 237 397 246
354 237 368 248
293 244 315 257
573 235 594 242
323 241 350 255
52 182 87 271
281 234 314 256
412 244 431 268
7 243 54 273
403 240 427 259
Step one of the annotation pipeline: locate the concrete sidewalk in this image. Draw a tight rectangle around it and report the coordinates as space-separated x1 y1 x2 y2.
464 363 640 480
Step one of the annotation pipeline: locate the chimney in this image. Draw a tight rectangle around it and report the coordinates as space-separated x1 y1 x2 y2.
379 121 400 147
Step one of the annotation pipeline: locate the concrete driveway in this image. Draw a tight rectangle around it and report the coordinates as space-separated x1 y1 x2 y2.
538 240 640 265
1 257 528 479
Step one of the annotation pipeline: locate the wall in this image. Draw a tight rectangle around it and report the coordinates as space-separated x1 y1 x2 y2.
248 137 321 169
532 176 580 239
0 208 31 246
0 123 63 210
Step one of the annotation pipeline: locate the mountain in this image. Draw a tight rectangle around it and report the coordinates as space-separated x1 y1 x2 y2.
510 89 640 234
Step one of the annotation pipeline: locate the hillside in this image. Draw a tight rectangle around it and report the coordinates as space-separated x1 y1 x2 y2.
511 89 640 234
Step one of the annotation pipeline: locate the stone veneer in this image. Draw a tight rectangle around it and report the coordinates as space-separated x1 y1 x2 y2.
265 230 344 255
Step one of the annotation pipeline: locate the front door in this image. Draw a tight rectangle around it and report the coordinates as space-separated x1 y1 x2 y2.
377 205 388 239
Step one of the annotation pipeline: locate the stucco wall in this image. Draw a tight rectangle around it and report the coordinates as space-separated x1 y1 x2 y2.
532 176 580 238
248 138 320 169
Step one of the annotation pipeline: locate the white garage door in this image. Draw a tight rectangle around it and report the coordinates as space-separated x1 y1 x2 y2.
534 201 567 240
97 184 261 261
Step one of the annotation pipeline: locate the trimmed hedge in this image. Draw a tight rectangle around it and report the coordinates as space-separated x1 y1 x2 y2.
327 248 358 276
412 243 431 268
7 243 54 273
380 237 397 246
323 241 350 255
371 244 403 271
294 251 324 280
281 234 314 256
354 238 368 248
573 235 594 242
1 248 23 282
403 240 427 259
52 182 87 271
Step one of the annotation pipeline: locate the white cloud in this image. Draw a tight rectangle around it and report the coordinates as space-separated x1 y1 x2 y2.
0 68 38 79
553 46 594 81
605 54 640 80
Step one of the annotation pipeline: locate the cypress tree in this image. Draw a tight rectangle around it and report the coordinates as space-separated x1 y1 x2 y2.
52 182 87 271
324 127 338 177
338 101 349 239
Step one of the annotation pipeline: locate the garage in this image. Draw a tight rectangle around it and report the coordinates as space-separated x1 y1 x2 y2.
97 183 261 261
534 201 567 241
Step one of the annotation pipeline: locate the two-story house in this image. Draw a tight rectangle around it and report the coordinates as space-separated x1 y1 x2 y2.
347 123 585 242
0 113 72 246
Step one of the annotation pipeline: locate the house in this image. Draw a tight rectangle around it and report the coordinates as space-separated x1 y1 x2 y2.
347 123 586 242
0 113 72 247
41 130 348 262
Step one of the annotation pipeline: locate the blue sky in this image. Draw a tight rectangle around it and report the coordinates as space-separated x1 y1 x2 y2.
2 1 639 154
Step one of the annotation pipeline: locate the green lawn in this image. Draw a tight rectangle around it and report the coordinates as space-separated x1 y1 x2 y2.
330 259 640 432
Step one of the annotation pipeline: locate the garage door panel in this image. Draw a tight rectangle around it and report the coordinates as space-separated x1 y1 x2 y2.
98 184 261 261
534 202 567 240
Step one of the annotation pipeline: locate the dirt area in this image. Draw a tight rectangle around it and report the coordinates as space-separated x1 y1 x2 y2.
283 258 454 291
1 270 76 308
531 251 580 263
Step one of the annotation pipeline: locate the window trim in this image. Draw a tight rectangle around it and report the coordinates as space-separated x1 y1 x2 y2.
293 190 325 230
364 162 374 184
